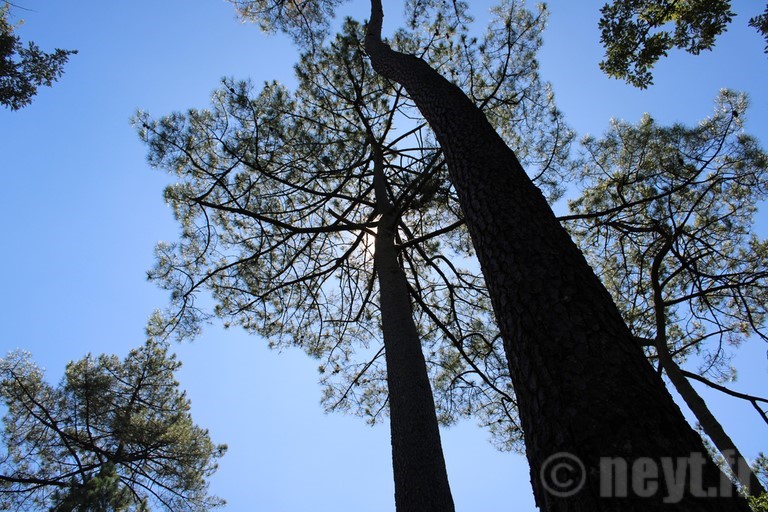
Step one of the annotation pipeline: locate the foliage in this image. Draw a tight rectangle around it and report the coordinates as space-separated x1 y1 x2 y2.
756 453 768 488
565 89 768 387
750 5 768 53
749 492 768 512
228 0 345 47
0 341 226 511
137 1 572 452
598 0 736 88
49 463 137 512
0 3 76 110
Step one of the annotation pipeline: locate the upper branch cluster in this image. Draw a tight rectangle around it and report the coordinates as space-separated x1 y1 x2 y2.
137 3 573 450
0 341 226 512
566 90 768 385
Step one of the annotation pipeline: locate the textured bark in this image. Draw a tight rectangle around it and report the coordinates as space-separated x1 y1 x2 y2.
364 1 751 510
372 142 455 512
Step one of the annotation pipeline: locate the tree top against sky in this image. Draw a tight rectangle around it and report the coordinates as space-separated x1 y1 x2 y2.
0 2 76 110
135 2 572 450
598 0 768 88
567 92 768 375
0 341 226 511
141 1 763 507
0 1 765 509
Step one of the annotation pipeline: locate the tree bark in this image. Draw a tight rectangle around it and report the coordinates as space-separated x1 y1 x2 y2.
372 140 455 512
364 1 751 509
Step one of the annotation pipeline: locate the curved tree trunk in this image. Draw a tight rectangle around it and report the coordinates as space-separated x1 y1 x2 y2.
658 346 765 497
372 141 455 512
651 241 766 498
364 1 750 509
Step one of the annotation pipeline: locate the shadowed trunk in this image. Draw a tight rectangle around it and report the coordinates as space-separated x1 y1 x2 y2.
364 1 750 509
371 141 455 512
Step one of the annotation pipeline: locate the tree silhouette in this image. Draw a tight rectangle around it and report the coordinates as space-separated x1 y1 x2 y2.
0 3 75 110
218 0 755 508
137 7 570 509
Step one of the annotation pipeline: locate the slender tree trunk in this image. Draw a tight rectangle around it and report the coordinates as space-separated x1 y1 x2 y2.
651 241 766 498
364 1 750 509
658 346 765 497
372 141 455 512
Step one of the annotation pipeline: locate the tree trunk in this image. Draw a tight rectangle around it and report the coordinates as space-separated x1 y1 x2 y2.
372 141 455 512
658 346 765 497
651 241 766 498
364 1 750 509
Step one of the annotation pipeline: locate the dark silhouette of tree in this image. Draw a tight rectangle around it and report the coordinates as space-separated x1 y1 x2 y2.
220 0 753 509
0 2 76 110
363 0 749 509
137 6 571 509
750 5 768 53
0 341 226 511
561 90 768 497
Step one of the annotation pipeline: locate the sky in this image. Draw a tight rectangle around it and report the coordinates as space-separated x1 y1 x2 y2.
0 1 766 511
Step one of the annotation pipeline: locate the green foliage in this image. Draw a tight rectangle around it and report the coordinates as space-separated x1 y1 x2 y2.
755 453 768 489
0 341 226 511
227 0 345 46
566 90 768 380
749 5 768 53
598 0 734 88
0 3 76 110
749 492 768 512
137 2 572 452
50 463 136 512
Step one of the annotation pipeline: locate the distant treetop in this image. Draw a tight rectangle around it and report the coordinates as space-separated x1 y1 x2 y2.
0 2 76 110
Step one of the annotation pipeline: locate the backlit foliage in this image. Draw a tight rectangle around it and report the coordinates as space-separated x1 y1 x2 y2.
137 1 573 452
566 90 768 385
0 4 76 110
0 341 226 511
598 0 734 88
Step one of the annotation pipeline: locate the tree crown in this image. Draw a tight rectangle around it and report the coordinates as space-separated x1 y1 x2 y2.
0 341 226 512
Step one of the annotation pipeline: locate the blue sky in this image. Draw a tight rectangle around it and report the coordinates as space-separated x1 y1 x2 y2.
0 1 765 510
